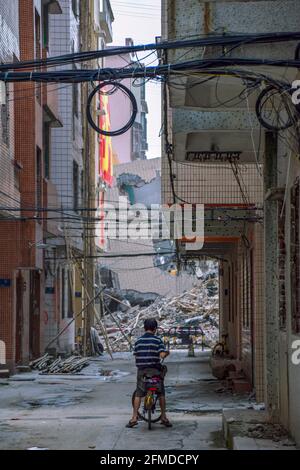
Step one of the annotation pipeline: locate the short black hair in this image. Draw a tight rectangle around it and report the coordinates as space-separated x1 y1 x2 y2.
144 318 158 331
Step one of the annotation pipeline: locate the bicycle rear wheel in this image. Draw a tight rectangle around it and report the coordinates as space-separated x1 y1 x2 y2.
131 390 162 423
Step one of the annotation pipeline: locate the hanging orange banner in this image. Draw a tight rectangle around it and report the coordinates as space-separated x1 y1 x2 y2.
99 92 113 186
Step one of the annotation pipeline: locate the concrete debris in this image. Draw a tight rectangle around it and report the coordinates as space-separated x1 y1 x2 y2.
246 423 292 442
215 387 226 393
97 369 130 380
211 358 240 380
99 369 114 376
227 417 236 424
99 282 219 352
105 288 160 310
252 403 265 411
30 354 89 374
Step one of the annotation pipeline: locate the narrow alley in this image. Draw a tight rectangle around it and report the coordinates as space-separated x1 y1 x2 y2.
2 0 300 458
0 351 241 451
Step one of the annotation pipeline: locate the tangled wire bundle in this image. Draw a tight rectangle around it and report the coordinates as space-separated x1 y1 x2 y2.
255 85 299 131
86 81 138 136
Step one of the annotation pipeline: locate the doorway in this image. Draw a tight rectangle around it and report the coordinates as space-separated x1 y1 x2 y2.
29 271 41 359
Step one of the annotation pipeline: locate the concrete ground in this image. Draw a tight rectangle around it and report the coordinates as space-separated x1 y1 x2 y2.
0 350 252 450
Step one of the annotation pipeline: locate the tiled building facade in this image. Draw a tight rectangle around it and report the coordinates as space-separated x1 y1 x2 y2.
0 0 20 372
0 0 116 368
161 0 300 445
0 0 63 371
43 0 84 355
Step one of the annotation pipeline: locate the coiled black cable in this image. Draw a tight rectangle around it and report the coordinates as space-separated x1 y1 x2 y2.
86 81 138 136
255 85 298 131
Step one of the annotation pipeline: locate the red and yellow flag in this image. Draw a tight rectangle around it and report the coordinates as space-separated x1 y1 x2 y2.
99 92 113 186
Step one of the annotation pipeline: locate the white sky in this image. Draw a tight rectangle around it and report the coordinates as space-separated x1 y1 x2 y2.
110 0 162 159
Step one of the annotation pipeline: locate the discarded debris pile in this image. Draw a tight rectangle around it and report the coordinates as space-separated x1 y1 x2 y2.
101 281 219 352
30 354 89 374
246 423 293 444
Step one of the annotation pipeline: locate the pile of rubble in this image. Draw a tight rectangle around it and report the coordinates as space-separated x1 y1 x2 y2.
101 279 219 352
30 354 89 374
247 423 292 443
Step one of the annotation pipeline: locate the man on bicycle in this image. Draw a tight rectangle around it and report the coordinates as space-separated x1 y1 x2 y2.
126 318 172 428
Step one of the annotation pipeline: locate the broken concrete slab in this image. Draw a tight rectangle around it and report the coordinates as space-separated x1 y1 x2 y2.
223 409 297 450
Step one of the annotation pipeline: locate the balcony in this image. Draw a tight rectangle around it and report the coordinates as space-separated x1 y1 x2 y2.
169 66 297 112
166 0 300 110
171 108 264 164
97 0 114 44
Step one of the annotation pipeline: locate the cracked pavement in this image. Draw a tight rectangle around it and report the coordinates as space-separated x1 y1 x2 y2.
0 350 251 450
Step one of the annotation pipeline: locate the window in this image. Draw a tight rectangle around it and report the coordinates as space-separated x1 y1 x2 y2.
73 82 79 118
290 177 300 334
35 9 41 59
13 161 22 190
73 161 79 213
72 0 79 18
42 2 49 50
36 147 42 211
1 82 9 145
43 122 51 179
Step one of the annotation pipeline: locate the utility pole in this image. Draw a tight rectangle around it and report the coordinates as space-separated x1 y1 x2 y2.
80 0 98 356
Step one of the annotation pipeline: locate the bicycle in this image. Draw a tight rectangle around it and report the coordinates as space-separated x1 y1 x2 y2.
212 333 229 357
131 368 164 430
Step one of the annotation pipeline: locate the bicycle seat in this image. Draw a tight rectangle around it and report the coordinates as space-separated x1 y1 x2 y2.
142 368 162 380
